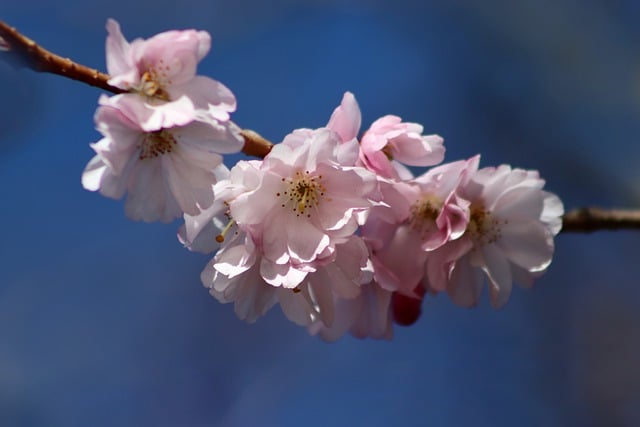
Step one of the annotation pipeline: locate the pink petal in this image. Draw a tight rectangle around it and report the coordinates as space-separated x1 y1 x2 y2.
286 218 331 263
498 220 554 272
169 76 237 121
541 192 564 235
105 19 137 88
391 133 445 167
446 252 484 307
308 279 336 327
277 287 316 326
326 91 361 143
260 258 308 288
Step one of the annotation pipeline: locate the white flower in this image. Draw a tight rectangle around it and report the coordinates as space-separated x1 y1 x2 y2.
425 164 564 308
82 97 243 222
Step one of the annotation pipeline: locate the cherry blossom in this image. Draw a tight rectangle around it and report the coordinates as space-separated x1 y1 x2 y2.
0 16 573 341
309 280 394 341
228 127 379 277
359 115 445 179
361 157 478 296
82 96 243 222
202 234 369 327
104 18 236 131
169 90 563 338
425 164 564 308
179 160 262 253
326 92 445 178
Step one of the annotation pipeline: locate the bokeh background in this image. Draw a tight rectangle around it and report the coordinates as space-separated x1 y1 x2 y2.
1 1 640 426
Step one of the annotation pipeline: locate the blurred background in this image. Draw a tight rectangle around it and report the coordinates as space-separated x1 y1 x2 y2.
1 1 640 426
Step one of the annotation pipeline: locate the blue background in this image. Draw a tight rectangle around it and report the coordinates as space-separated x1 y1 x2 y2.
2 1 640 426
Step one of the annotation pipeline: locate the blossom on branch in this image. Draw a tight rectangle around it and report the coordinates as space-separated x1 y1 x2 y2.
83 20 244 222
228 127 379 275
360 115 445 179
202 234 369 327
82 96 243 222
309 279 394 341
105 19 236 130
362 157 478 298
183 121 380 330
174 91 564 340
425 165 564 308
326 92 445 178
0 18 594 342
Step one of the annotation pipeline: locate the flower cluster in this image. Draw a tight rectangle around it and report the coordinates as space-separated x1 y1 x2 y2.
82 19 244 222
84 21 564 341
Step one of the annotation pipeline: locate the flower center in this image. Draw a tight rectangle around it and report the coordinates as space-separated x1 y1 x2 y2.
277 170 327 218
468 205 506 245
382 144 394 160
137 60 172 100
408 196 441 237
139 130 177 160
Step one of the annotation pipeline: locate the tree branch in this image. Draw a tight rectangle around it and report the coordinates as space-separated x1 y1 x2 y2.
560 208 640 233
0 20 273 158
2 20 639 233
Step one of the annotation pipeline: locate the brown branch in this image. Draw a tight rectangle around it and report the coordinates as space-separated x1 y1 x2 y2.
561 208 640 233
2 21 640 233
0 21 123 93
238 129 273 158
0 20 273 158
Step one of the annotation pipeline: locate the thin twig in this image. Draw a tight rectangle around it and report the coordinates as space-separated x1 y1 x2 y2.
561 208 640 233
0 21 122 93
1 20 639 233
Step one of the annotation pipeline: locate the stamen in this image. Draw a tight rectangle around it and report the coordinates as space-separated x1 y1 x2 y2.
215 219 236 243
408 196 441 237
277 170 327 218
138 69 170 101
468 205 505 245
139 130 176 159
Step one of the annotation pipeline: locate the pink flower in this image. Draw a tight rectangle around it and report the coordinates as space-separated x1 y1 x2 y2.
104 18 236 131
82 96 243 222
361 157 478 296
228 127 378 277
360 115 445 179
179 161 262 253
325 92 445 179
202 235 369 328
402 156 478 251
309 280 394 341
425 164 564 308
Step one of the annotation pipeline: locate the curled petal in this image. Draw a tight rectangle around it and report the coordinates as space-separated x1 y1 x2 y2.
326 91 361 143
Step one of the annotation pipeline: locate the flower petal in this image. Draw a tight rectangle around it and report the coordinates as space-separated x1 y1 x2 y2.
479 244 513 309
326 91 361 143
